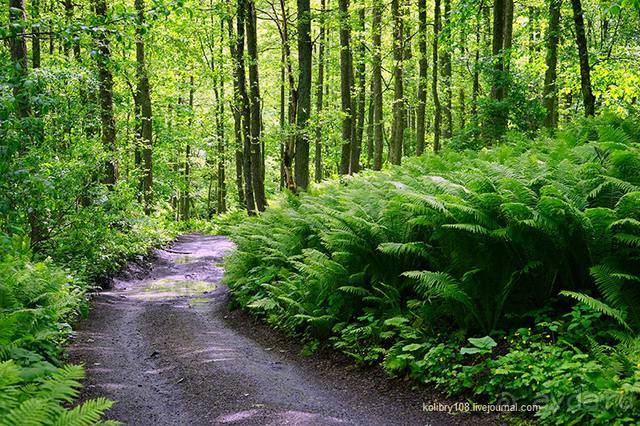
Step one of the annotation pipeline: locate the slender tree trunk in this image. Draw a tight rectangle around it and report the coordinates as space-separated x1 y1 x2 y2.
314 0 326 182
295 0 312 189
503 0 514 81
366 78 374 167
416 0 428 155
226 18 246 209
181 77 194 220
135 0 153 214
246 0 266 211
488 0 508 137
471 9 481 122
280 47 286 189
32 0 41 68
9 0 31 120
351 6 366 173
94 0 117 185
390 0 404 165
338 0 354 174
441 0 453 138
543 0 562 128
215 28 227 214
432 0 442 152
230 1 255 215
372 0 384 170
570 0 595 116
279 0 297 191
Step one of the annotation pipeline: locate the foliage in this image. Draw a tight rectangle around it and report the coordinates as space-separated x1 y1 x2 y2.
225 115 640 423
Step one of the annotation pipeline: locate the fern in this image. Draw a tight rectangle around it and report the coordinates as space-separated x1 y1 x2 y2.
560 291 629 330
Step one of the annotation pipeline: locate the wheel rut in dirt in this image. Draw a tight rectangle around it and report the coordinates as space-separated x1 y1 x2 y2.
69 234 502 426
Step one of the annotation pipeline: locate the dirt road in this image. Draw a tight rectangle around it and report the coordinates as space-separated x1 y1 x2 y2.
69 234 502 426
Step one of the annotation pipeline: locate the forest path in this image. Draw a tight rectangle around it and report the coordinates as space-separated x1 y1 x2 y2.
69 234 501 426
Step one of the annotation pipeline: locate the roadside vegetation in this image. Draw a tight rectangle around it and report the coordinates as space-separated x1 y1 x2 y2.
225 114 640 424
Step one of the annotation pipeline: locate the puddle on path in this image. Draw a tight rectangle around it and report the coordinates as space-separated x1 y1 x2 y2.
125 278 217 301
174 255 195 264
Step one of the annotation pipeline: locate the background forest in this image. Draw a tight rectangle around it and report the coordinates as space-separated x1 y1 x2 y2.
1 0 640 423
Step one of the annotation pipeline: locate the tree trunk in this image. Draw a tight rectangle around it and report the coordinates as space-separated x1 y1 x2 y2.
295 0 312 190
570 0 595 116
314 0 326 182
390 0 404 165
226 18 245 209
230 1 255 215
338 0 354 175
246 0 267 211
441 0 453 139
543 0 562 128
32 0 41 68
372 0 384 170
416 0 428 155
215 31 227 214
488 0 508 137
94 0 117 185
432 0 442 152
9 0 31 120
135 0 153 214
351 6 366 173
279 0 297 191
182 77 194 220
471 9 481 122
503 0 514 73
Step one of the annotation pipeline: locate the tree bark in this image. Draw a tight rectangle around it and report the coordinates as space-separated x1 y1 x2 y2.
32 0 41 68
570 0 595 116
295 0 312 190
338 0 354 175
416 0 428 155
543 0 562 128
432 0 442 152
214 29 227 214
94 0 117 185
372 0 384 170
441 0 453 139
488 0 508 137
9 0 31 120
390 0 404 165
135 0 153 214
226 17 245 209
246 0 267 211
314 0 326 182
351 6 366 173
230 1 255 215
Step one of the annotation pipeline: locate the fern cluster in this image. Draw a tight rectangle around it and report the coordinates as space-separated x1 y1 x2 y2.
224 114 640 423
0 234 118 425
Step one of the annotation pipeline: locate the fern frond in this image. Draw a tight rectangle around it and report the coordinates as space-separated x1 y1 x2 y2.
560 290 629 329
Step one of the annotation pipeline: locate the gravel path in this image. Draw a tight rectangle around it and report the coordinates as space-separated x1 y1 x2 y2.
69 234 504 426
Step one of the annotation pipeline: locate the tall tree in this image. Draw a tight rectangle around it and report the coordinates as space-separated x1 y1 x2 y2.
229 4 255 214
390 0 404 165
441 0 453 138
246 0 267 210
226 17 245 209
338 0 354 174
543 0 562 128
416 0 428 155
488 0 508 137
314 0 326 182
134 0 153 214
432 0 442 152
371 0 384 170
570 0 595 116
351 6 366 173
295 0 312 190
32 0 41 69
9 0 31 120
94 0 117 185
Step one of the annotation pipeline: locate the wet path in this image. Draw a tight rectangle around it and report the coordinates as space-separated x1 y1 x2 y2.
69 234 501 426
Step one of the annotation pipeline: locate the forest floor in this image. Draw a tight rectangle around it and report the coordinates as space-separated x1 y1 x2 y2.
68 234 504 426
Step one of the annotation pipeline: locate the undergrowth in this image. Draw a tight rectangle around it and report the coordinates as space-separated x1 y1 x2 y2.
0 185 175 424
224 113 640 424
